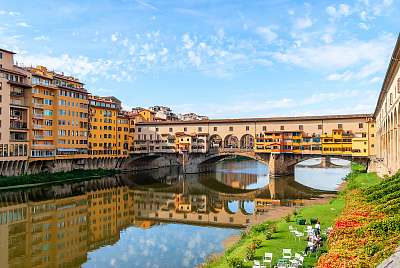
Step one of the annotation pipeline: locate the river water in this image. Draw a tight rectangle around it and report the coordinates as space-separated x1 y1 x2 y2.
0 158 350 268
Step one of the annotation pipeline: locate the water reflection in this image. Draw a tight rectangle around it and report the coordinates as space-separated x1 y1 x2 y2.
0 159 348 268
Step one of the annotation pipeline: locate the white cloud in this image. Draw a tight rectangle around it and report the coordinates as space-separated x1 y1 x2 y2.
272 33 395 81
16 22 30 27
111 33 118 42
294 17 313 29
255 26 278 43
288 9 295 15
326 4 351 19
34 35 49 41
359 22 370 30
327 71 353 81
16 53 114 79
369 76 381 83
182 33 194 49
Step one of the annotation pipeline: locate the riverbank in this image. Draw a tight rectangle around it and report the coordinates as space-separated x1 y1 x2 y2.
0 169 120 189
203 164 377 268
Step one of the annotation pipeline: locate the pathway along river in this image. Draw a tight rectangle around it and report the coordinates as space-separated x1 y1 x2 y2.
0 158 350 268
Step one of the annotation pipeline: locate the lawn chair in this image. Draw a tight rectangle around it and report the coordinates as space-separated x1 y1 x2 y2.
253 260 266 268
282 248 292 260
295 231 303 240
263 252 273 268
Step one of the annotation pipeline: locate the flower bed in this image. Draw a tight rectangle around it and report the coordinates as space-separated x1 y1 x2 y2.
317 171 400 267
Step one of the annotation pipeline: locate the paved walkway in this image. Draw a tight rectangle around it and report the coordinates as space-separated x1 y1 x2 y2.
378 247 400 268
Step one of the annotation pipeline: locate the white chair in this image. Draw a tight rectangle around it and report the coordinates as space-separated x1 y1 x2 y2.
295 231 303 240
294 253 302 260
253 260 266 268
298 256 304 266
283 248 292 259
288 259 299 268
263 252 273 268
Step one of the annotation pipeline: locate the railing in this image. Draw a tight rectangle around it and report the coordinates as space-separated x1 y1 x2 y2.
10 99 27 106
10 91 24 97
32 114 43 119
33 124 42 129
10 122 28 130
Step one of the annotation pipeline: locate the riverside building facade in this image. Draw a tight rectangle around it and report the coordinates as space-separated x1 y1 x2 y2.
0 48 143 175
0 48 31 174
374 34 400 175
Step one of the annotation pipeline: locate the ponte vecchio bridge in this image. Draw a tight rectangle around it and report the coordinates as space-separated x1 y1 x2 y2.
127 114 375 176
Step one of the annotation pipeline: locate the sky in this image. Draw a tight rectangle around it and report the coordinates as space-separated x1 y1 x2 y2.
0 0 399 118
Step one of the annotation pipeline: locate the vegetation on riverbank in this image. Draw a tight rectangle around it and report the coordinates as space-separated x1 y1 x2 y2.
0 169 120 188
317 167 400 267
203 164 392 268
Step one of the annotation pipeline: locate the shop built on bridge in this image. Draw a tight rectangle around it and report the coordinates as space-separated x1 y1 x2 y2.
126 114 374 175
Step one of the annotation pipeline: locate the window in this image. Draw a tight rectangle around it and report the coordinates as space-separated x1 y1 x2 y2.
398 78 400 93
184 127 187 131
246 126 250 131
214 127 217 131
155 127 159 132
338 124 343 129
318 124 323 130
169 128 173 132
359 123 363 128
198 127 202 132
0 52 2 59
390 93 393 105
280 125 284 130
299 125 303 130
0 82 2 90
229 126 233 131
262 126 267 131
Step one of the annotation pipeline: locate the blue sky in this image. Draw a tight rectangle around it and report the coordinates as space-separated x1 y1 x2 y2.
0 0 399 118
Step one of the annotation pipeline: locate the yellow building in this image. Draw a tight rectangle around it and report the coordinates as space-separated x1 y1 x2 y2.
116 113 130 157
88 96 119 157
322 129 353 156
28 66 89 160
368 120 376 156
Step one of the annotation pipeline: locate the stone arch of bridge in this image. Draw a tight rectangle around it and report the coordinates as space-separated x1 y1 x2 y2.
224 134 239 149
209 134 223 149
240 134 255 149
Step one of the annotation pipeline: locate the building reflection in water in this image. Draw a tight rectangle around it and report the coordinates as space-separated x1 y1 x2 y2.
0 165 336 268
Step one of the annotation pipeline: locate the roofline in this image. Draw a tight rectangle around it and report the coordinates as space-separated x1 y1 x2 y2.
0 48 16 54
374 33 400 117
137 113 373 126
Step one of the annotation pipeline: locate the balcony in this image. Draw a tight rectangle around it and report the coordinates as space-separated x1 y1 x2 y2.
10 91 25 97
32 102 44 108
10 122 28 130
34 136 44 140
10 99 28 107
32 114 43 119
33 124 42 129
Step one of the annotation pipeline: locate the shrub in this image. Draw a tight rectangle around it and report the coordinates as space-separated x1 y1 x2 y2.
264 230 273 240
284 214 291 222
297 218 306 225
310 218 318 224
226 256 244 268
245 245 256 261
365 244 380 257
269 223 277 233
251 222 269 233
252 238 262 248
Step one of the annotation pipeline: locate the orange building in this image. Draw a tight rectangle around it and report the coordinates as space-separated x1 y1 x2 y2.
28 66 89 161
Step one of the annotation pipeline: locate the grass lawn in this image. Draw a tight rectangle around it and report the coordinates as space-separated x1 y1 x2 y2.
207 196 345 268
